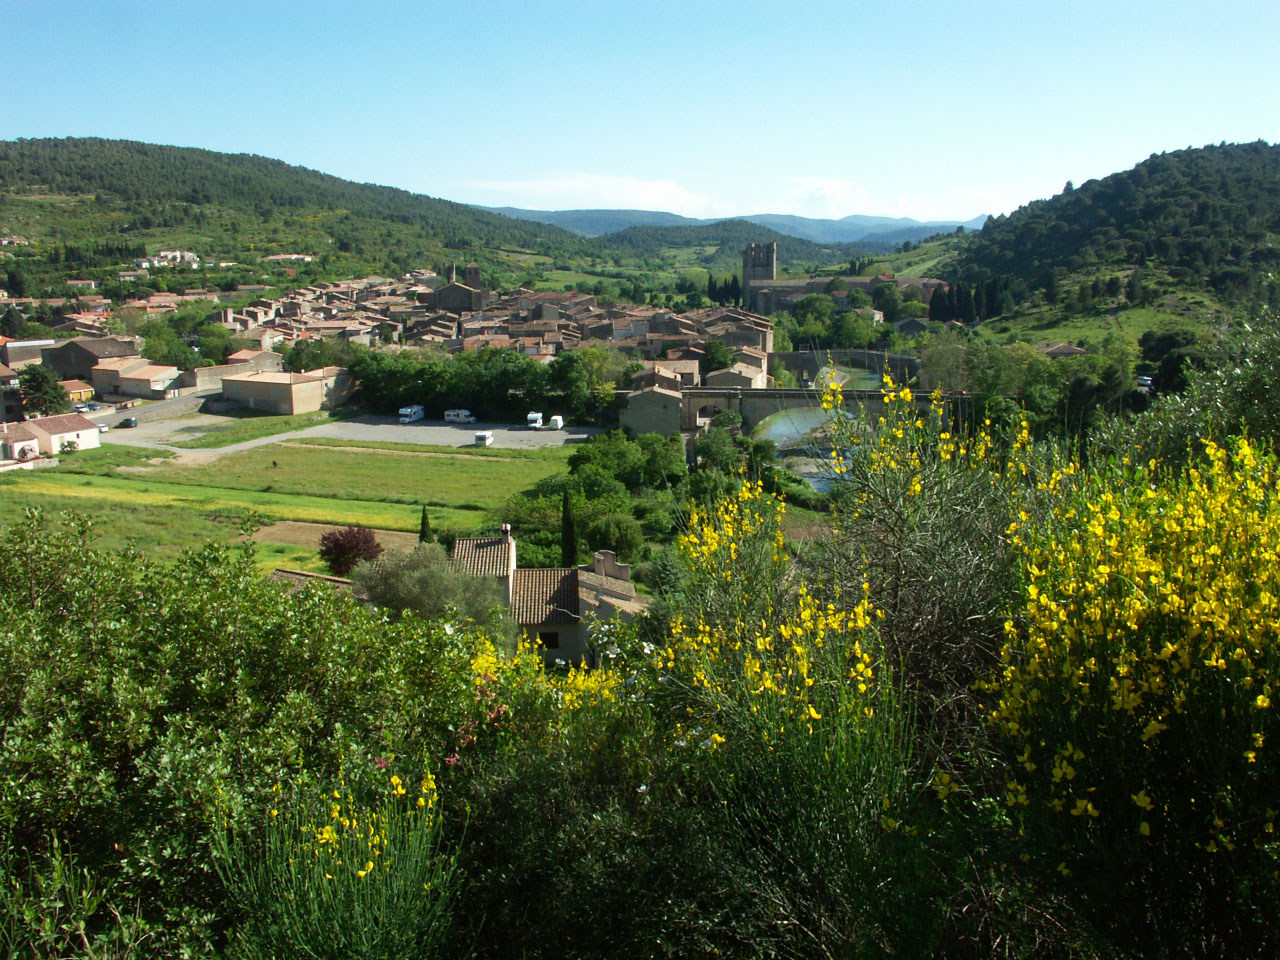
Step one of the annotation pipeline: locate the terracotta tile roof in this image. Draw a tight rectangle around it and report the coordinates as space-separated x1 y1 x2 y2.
511 568 579 625
118 364 181 381
0 421 40 442
452 536 513 578
23 413 98 435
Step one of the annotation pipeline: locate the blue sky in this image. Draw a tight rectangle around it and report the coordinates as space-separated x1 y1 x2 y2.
5 0 1277 221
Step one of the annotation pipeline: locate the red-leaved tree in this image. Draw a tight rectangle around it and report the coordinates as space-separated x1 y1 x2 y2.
318 525 383 576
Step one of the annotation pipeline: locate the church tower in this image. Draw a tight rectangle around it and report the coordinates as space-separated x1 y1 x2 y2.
741 241 777 310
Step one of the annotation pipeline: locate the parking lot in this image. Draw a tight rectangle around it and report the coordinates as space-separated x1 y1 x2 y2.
100 409 601 456
306 416 600 449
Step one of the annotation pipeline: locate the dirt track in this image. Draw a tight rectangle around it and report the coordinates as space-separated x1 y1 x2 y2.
249 520 421 552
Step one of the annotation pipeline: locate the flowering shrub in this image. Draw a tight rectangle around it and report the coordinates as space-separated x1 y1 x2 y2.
216 763 455 960
649 478 927 955
979 437 1280 950
815 369 1059 725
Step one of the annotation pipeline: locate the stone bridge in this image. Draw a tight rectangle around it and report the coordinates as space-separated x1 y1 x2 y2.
772 349 919 384
680 386 921 432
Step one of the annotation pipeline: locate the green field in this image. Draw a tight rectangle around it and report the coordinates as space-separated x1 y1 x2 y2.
984 297 1219 349
140 443 565 513
290 437 573 461
2 473 428 530
0 485 248 562
0 439 570 567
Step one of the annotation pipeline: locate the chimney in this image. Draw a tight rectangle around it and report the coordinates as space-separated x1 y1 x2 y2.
500 523 516 605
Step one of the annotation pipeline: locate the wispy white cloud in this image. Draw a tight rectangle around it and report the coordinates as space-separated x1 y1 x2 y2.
462 173 732 218
460 172 1008 222
773 177 875 219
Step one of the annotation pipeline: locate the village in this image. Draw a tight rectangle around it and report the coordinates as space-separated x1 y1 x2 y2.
0 240 977 441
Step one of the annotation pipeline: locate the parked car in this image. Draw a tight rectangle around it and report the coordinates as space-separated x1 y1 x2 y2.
74 403 88 412
119 417 139 428
86 401 101 410
98 423 110 433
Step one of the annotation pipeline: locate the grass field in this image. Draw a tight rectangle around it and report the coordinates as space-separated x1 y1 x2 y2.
0 485 248 562
986 299 1218 348
136 444 565 513
2 473 429 530
290 437 574 461
0 438 570 570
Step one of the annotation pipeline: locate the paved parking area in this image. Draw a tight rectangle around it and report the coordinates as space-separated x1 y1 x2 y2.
101 411 601 457
306 416 599 449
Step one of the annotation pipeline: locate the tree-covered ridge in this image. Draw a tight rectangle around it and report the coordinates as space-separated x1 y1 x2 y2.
0 137 582 252
955 141 1280 301
593 218 859 271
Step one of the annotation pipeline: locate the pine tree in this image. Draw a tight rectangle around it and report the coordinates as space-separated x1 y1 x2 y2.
418 504 432 543
561 489 577 568
728 275 741 306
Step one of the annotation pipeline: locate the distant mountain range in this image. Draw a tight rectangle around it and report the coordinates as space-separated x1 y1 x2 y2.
477 206 989 245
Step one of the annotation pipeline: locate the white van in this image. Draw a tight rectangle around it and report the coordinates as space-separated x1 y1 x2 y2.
526 411 544 430
398 404 425 424
474 430 494 446
445 409 477 423
548 415 564 430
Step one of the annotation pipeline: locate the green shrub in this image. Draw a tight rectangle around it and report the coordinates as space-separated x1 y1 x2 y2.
215 764 456 960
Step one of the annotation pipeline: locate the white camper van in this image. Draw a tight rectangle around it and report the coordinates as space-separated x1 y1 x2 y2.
548 415 564 430
474 430 494 446
445 409 477 423
398 404 425 424
526 411 544 430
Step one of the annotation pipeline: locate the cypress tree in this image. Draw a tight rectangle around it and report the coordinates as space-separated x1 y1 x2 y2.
1044 271 1060 305
560 489 577 567
960 286 978 325
929 287 945 323
418 504 432 543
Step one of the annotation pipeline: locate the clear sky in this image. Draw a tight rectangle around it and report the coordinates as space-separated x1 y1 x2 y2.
5 0 1277 222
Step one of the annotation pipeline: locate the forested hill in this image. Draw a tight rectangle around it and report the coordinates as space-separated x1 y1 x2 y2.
0 137 582 252
953 141 1280 299
593 218 856 272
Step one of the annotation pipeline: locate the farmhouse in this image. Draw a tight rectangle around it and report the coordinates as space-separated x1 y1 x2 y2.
21 413 101 455
450 525 646 665
0 421 41 461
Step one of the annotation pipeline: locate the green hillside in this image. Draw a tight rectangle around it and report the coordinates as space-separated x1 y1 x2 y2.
0 137 581 250
0 138 863 303
0 137 592 296
937 142 1280 345
594 218 857 273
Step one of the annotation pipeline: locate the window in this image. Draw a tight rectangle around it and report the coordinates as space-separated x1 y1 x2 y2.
538 632 560 649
